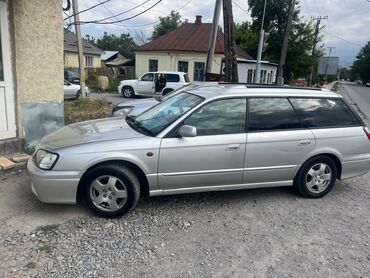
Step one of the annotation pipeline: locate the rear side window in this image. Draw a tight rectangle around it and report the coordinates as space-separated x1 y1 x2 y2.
248 98 302 131
166 74 180 82
290 98 360 128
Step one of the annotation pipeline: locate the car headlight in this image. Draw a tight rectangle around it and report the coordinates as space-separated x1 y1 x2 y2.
34 149 59 170
112 106 134 117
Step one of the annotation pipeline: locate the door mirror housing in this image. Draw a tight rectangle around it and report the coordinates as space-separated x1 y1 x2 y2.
178 125 197 137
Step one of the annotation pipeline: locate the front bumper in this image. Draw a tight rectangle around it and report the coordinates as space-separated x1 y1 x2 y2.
27 159 80 204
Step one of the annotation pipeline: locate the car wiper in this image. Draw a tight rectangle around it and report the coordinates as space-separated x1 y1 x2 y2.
125 115 154 136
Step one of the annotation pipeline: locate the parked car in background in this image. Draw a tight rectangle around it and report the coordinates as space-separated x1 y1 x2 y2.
112 83 196 117
355 80 363 85
28 83 370 218
64 80 90 100
366 81 370 87
118 71 190 98
64 69 80 84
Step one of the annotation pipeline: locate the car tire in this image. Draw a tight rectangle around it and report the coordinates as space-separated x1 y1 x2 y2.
293 155 337 198
81 164 141 218
75 90 81 100
122 86 134 98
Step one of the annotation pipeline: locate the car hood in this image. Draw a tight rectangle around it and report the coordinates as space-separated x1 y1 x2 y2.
39 117 145 151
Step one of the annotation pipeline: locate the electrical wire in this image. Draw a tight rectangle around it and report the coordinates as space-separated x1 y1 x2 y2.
71 0 162 26
64 0 111 21
323 30 362 47
63 0 71 11
232 0 249 15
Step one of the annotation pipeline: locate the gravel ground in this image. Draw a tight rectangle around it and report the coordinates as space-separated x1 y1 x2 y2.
0 170 370 277
1 83 370 277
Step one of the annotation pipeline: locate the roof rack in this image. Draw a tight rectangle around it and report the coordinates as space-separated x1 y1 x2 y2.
218 82 322 91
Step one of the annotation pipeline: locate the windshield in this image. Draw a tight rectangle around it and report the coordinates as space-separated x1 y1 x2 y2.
132 92 204 135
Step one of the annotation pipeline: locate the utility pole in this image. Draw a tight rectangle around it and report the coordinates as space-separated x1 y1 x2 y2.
222 0 238 82
308 15 327 86
325 46 335 81
72 0 87 98
205 0 222 81
276 0 295 85
254 0 267 83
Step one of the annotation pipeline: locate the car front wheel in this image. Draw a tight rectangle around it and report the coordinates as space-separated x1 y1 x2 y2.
81 164 140 218
294 155 337 198
122 86 134 98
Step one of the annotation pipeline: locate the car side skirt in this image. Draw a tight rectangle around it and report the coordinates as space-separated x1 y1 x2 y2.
149 180 293 196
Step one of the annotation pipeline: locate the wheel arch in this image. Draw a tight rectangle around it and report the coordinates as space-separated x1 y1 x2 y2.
296 153 342 180
77 159 150 203
121 85 136 96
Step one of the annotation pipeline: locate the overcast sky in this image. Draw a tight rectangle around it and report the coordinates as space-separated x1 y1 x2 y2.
66 0 370 68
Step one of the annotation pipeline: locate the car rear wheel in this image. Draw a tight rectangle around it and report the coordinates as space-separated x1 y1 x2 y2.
294 155 337 198
122 86 134 98
81 164 140 218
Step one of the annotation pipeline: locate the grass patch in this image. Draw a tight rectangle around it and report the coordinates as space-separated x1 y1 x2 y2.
64 98 112 125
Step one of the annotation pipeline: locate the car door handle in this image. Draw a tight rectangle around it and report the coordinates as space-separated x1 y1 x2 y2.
298 139 311 146
226 144 240 151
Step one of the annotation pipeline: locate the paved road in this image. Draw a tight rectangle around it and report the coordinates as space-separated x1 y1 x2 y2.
342 82 370 120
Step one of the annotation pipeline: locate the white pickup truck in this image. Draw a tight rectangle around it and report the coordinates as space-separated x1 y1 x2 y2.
118 71 190 98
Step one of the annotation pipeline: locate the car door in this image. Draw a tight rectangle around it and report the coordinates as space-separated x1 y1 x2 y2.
136 73 154 95
243 97 315 185
64 80 75 99
158 98 247 189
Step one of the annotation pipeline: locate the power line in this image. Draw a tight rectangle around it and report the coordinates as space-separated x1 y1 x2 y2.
232 0 249 15
323 30 363 47
78 0 162 25
94 0 153 22
64 0 111 21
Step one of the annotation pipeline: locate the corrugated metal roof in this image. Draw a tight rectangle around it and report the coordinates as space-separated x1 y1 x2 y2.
64 30 103 55
101 51 119 61
136 21 252 59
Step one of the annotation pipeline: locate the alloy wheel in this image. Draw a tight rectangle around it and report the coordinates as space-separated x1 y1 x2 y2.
305 163 332 194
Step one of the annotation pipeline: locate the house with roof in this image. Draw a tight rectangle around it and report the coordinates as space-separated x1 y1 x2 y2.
64 29 103 69
1 0 64 154
101 51 135 78
135 15 253 81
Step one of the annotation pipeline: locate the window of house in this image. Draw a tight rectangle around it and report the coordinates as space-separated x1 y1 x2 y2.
193 62 205 81
184 98 247 136
149 59 158 72
85 55 93 67
247 69 253 83
178 61 188 73
0 34 3 81
166 74 180 82
290 98 361 128
248 98 302 132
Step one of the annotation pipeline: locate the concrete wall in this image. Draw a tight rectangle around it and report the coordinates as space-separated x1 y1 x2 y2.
64 52 102 69
135 51 223 81
10 0 64 144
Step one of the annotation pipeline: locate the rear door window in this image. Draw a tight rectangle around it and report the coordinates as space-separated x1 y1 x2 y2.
248 98 302 132
290 98 361 128
166 74 180 83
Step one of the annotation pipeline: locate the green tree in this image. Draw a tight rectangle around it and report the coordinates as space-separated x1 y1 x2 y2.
350 41 370 82
152 11 187 39
84 34 96 44
95 32 137 59
236 0 323 81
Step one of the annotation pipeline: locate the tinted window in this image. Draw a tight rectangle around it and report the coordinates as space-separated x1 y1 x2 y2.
184 98 246 136
166 74 180 82
290 98 360 128
248 98 301 131
141 73 154 81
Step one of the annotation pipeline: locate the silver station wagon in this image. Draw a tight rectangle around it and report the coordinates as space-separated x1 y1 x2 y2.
27 83 370 218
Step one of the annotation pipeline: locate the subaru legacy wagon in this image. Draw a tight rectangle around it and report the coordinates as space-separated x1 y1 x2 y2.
27 83 370 218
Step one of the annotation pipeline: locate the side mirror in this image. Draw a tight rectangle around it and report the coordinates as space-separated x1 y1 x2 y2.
178 125 197 137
